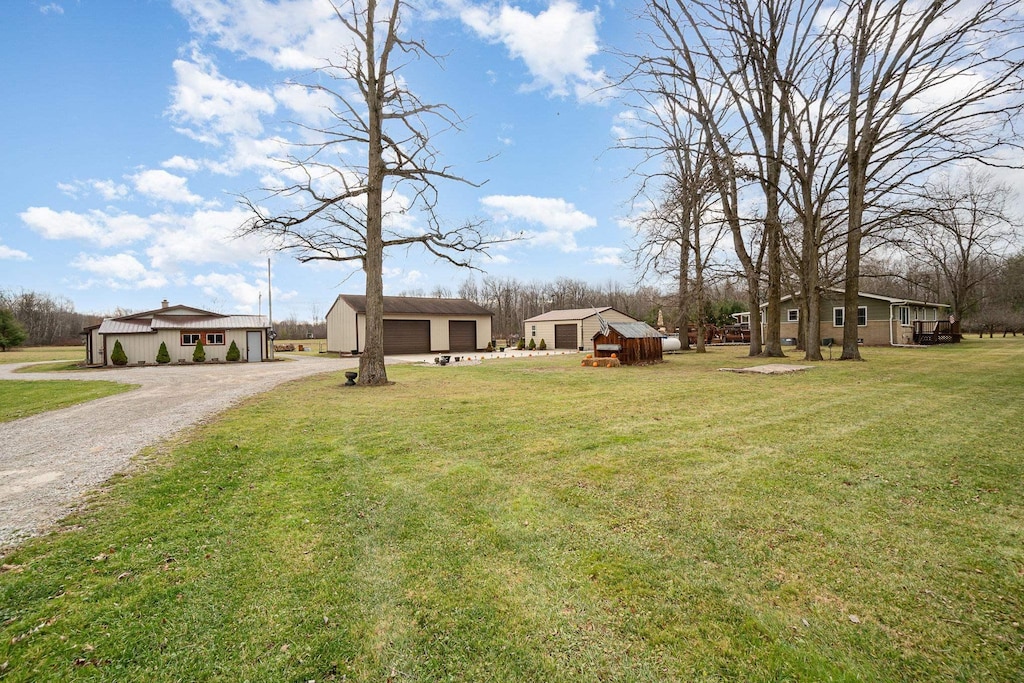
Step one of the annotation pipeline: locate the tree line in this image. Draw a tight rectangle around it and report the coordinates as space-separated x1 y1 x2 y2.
0 289 98 347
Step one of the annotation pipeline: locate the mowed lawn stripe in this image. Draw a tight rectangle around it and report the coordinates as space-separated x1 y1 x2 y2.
1 339 1022 681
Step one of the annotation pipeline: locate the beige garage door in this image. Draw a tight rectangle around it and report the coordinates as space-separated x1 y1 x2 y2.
449 321 477 351
383 320 430 354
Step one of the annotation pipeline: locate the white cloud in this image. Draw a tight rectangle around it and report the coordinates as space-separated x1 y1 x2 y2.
205 135 292 176
20 207 153 247
93 179 131 200
480 194 597 251
40 3 63 15
273 82 337 126
162 155 202 172
168 52 276 144
145 207 272 270
56 179 130 200
587 246 622 266
171 0 351 70
132 169 203 204
0 242 30 260
71 253 168 289
460 0 608 98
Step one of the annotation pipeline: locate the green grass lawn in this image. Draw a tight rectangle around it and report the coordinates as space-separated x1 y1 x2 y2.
1 339 1022 681
13 361 83 374
0 346 85 364
0 380 136 423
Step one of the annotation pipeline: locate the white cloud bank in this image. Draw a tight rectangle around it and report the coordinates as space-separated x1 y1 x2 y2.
480 194 597 251
460 0 608 99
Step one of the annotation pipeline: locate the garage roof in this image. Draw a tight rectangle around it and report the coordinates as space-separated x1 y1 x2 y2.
335 294 492 316
525 307 621 323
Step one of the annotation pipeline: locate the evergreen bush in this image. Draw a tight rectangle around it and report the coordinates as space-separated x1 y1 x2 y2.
538 338 547 350
156 341 170 364
516 338 525 350
226 340 241 361
527 338 536 350
111 340 128 366
192 339 206 362
0 309 27 351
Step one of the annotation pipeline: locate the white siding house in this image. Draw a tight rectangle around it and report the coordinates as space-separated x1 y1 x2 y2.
84 301 271 366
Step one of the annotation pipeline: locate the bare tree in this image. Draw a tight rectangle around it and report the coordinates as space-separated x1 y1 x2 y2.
833 0 1024 360
240 0 508 385
896 170 1019 319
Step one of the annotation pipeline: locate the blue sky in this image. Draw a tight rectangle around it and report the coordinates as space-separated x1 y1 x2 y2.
1 0 650 322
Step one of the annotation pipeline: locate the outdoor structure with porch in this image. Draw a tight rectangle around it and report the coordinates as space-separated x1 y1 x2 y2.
592 320 665 365
760 290 958 346
84 301 272 366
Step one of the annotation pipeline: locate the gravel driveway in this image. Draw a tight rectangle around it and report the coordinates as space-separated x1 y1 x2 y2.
0 356 357 549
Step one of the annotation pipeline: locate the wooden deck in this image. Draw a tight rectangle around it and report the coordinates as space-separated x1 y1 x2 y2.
912 320 962 345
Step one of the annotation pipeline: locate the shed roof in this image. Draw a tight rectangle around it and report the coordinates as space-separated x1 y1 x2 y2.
524 307 619 323
599 321 664 339
333 294 492 317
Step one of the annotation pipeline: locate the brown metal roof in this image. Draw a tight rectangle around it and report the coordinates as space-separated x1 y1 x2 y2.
151 315 269 330
336 294 493 317
97 314 268 335
115 304 221 321
97 319 156 335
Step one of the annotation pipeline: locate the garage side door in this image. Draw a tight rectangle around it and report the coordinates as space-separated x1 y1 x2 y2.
449 321 477 351
554 324 578 349
383 320 431 354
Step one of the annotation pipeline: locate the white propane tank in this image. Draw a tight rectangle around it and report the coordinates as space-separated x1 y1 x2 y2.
661 335 682 352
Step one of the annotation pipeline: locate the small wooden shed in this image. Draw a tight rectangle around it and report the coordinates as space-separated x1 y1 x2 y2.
592 321 664 365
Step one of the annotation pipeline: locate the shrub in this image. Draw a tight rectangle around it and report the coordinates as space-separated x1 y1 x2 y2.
527 338 536 350
0 309 27 351
226 340 241 361
110 340 128 366
516 338 525 350
538 338 547 350
192 339 206 362
486 342 494 352
156 341 170 364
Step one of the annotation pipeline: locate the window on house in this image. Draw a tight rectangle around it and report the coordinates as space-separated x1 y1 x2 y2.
531 325 536 337
833 307 844 327
857 306 868 326
181 333 200 345
787 309 799 322
206 332 225 345
898 307 910 326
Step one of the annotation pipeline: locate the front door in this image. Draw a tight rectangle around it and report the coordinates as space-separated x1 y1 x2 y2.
246 331 263 362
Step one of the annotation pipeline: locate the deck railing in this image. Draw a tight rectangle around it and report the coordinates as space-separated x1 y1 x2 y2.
912 319 962 345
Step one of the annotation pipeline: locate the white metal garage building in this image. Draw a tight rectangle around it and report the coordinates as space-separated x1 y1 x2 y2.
523 307 642 352
326 294 494 355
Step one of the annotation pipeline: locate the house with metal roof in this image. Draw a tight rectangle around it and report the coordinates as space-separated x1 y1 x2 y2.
523 307 642 352
326 294 494 355
84 300 272 366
